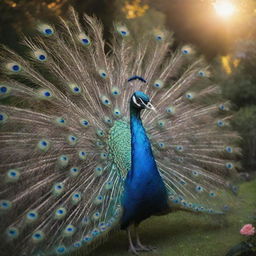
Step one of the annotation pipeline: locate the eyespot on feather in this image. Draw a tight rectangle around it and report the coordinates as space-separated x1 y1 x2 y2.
80 119 90 128
101 95 111 106
185 92 194 100
55 117 66 126
71 192 82 205
0 200 12 211
67 135 78 146
78 33 91 46
6 169 20 183
37 89 53 99
0 113 8 125
0 85 12 97
33 50 47 61
152 80 164 89
31 230 45 243
113 108 122 118
37 139 50 152
153 29 165 41
57 155 69 167
166 106 176 115
78 150 87 160
52 182 64 196
181 45 193 55
54 207 67 220
55 245 67 254
63 224 76 237
68 83 82 94
111 87 121 96
70 167 80 177
116 25 129 37
6 227 19 240
6 62 22 73
98 69 108 78
198 70 210 78
38 24 54 36
25 210 39 223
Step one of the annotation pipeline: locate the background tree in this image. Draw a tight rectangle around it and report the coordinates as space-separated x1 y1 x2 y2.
219 39 256 171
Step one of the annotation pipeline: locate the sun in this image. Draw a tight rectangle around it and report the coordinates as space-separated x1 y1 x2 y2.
213 1 236 18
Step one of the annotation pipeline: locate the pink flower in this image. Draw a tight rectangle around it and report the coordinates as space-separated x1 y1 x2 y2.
240 224 255 236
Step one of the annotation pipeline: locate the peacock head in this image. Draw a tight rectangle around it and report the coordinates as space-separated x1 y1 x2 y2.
131 91 155 111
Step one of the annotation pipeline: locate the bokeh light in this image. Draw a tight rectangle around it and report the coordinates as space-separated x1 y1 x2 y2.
213 0 236 18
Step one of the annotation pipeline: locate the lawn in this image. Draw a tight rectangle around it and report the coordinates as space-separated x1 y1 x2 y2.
75 179 256 256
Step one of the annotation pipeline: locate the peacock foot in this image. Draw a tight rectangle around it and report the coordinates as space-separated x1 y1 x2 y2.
128 246 140 255
135 244 157 252
128 226 157 254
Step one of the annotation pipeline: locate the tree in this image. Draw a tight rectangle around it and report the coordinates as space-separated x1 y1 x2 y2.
219 39 256 171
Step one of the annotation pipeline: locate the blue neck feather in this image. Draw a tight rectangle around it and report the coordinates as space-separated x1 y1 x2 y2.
120 103 168 229
129 106 158 178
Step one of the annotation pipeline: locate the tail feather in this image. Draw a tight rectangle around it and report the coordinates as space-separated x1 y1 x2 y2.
0 7 238 256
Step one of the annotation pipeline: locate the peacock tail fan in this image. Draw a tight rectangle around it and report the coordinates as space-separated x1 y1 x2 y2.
0 7 239 256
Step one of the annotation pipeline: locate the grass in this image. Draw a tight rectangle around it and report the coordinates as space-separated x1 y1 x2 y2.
75 179 256 256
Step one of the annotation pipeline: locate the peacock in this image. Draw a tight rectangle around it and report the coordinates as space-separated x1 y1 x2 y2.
0 8 238 256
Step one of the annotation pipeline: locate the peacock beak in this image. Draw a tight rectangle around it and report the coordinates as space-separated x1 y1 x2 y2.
145 102 156 112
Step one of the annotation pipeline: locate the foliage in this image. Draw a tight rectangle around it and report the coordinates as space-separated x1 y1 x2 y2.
233 107 256 171
222 69 256 109
219 40 256 171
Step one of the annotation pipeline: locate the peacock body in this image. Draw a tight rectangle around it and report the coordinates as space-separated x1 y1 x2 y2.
121 92 169 230
0 8 238 256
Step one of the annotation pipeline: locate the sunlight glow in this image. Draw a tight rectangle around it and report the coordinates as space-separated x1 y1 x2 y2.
213 1 236 18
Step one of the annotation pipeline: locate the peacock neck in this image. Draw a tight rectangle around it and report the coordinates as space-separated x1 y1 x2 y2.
129 106 158 178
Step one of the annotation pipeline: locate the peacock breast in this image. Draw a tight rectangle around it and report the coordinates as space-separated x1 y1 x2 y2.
108 120 132 177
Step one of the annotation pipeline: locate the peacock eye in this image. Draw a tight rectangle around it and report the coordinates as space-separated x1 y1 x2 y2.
225 146 233 153
198 71 205 77
138 97 148 106
68 83 82 94
32 230 45 242
111 87 120 96
45 28 53 35
152 79 164 89
116 25 129 37
34 50 47 61
113 108 122 117
181 46 192 55
0 85 12 99
38 24 54 36
6 62 22 72
6 227 19 239
56 246 66 254
98 69 107 78
153 30 165 41
78 33 91 46
132 96 141 107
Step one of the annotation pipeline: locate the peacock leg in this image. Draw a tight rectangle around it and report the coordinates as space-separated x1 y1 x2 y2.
134 226 156 252
128 226 139 255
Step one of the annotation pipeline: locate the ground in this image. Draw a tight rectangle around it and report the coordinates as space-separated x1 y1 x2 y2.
77 179 256 256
